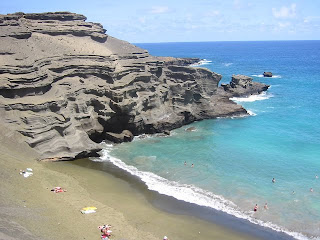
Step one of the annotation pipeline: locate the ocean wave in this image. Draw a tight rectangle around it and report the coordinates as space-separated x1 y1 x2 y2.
252 74 282 79
247 110 257 116
223 62 233 67
133 132 176 141
190 59 212 66
230 92 273 103
93 144 312 240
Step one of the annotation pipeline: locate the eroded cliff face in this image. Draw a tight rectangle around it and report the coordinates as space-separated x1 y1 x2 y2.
0 12 253 160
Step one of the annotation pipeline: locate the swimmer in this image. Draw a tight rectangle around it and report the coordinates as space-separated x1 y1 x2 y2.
316 175 318 179
191 163 194 168
310 188 314 192
254 204 258 212
184 161 187 166
292 191 295 195
264 203 268 210
272 178 276 183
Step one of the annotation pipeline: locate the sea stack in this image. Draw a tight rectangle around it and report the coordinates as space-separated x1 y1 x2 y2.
263 72 273 77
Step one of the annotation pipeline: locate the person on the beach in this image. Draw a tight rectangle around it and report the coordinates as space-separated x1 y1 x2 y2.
163 236 169 240
51 187 66 193
101 228 111 240
99 225 112 240
264 203 268 210
272 178 275 183
191 163 194 168
254 204 258 212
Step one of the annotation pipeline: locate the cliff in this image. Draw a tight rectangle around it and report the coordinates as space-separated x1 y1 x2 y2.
0 12 269 161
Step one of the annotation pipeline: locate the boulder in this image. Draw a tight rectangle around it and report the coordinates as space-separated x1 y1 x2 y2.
185 127 196 132
122 130 134 142
263 72 272 77
163 130 171 135
105 130 134 143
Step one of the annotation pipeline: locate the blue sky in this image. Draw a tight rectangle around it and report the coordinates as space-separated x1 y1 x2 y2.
1 0 319 43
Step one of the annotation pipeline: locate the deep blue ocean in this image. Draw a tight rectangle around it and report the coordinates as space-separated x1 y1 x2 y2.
98 41 320 239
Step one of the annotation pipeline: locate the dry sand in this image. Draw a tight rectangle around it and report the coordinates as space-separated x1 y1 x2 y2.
0 124 260 240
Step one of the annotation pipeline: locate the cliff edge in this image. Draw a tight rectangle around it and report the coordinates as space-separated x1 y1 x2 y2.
0 12 269 160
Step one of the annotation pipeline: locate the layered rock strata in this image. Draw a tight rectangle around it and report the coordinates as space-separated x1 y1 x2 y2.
0 12 269 161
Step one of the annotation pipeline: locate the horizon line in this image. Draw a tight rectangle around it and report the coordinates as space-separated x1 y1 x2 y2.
132 39 320 44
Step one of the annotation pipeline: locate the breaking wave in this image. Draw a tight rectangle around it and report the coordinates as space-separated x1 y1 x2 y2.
230 92 273 102
191 59 212 66
247 110 257 116
252 74 282 78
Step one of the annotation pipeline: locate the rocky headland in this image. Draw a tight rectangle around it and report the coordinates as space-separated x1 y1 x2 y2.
0 12 269 161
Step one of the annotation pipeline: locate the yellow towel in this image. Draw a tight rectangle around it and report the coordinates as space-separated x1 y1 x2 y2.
82 207 97 211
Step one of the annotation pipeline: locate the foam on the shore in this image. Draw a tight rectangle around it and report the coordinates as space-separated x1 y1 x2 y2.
247 110 257 116
93 144 313 240
230 92 273 102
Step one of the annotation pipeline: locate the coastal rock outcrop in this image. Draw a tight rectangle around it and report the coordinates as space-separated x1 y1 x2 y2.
105 130 134 143
0 12 269 161
220 75 269 97
157 57 200 66
263 72 272 77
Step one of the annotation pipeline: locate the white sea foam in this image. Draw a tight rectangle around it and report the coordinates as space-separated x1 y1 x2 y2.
252 74 282 79
247 110 257 116
230 92 273 103
133 134 154 140
223 62 233 67
93 144 313 240
252 74 264 78
133 132 175 141
272 75 282 78
191 59 212 66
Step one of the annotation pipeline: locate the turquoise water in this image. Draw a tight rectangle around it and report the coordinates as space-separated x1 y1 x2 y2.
100 41 320 239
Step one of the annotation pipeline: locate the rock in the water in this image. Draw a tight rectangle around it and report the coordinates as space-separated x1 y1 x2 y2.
263 72 272 77
220 74 270 97
163 130 170 135
122 130 134 142
0 12 270 161
105 130 134 143
185 127 196 132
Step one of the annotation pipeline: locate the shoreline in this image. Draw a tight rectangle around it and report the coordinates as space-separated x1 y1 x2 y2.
70 158 296 240
44 158 261 240
0 124 294 240
0 126 258 240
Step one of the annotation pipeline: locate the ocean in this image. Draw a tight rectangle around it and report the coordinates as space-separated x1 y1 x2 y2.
94 41 320 239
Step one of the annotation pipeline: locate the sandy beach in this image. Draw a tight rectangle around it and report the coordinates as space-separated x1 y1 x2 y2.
0 123 262 240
